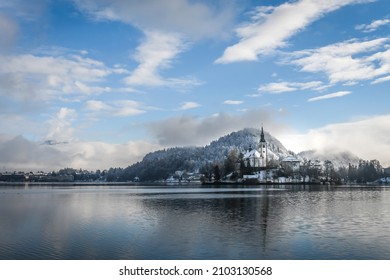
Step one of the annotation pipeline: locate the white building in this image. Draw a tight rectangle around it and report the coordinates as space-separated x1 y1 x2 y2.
243 126 267 169
281 156 301 173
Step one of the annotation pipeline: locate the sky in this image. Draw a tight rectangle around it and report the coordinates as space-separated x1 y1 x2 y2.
0 0 390 171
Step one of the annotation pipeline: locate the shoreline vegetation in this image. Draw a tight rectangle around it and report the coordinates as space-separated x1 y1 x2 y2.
1 164 389 186
1 161 389 186
1 180 389 187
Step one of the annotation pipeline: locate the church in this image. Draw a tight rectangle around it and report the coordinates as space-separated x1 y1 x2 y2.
243 126 267 169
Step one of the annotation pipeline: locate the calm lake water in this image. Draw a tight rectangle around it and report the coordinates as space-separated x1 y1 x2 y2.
1 184 390 260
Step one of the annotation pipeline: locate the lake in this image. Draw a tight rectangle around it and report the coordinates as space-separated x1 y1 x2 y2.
1 184 390 260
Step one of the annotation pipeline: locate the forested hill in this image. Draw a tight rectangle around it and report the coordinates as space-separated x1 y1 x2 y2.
119 128 293 181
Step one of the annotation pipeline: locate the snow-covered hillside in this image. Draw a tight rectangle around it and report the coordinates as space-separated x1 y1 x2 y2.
117 128 372 181
206 128 291 162
122 128 294 181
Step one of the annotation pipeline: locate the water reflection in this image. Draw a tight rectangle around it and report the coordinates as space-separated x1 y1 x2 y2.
1 185 390 259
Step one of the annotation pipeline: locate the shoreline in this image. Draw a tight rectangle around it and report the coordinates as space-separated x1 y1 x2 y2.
1 181 389 188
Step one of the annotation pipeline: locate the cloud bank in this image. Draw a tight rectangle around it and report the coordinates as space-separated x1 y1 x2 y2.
0 135 161 172
280 114 390 166
147 109 289 147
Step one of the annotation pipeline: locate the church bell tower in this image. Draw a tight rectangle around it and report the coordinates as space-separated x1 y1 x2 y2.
259 125 267 168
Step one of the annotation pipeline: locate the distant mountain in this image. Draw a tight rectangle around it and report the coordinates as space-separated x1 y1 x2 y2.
120 128 293 181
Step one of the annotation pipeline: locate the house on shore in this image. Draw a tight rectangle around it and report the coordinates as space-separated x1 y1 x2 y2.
281 156 301 173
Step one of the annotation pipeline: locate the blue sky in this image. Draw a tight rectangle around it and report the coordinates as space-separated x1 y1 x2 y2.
1 0 390 171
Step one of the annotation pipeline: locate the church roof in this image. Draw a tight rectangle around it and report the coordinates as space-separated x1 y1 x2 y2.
243 149 261 159
260 126 265 143
282 156 300 162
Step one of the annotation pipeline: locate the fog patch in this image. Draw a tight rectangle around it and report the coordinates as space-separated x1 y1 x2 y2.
0 135 161 172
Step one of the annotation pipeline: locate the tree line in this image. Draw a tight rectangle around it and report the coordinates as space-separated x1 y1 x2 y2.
199 150 386 184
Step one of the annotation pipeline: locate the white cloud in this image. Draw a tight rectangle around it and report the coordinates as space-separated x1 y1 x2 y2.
45 107 77 143
258 81 327 94
216 0 371 63
289 38 390 84
356 18 390 33
223 100 244 105
125 31 183 87
124 31 202 89
179 102 201 110
280 114 390 166
86 99 146 117
113 100 146 116
0 53 122 102
73 0 235 39
85 100 112 111
74 81 111 95
259 82 296 93
148 108 289 146
372 75 390 84
308 90 352 102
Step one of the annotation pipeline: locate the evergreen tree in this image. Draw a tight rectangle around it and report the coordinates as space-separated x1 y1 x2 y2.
214 164 221 182
223 150 238 177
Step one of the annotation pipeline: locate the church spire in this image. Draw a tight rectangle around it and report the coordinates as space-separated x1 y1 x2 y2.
260 124 265 143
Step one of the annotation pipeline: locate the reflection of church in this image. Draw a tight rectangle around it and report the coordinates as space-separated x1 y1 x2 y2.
243 126 267 169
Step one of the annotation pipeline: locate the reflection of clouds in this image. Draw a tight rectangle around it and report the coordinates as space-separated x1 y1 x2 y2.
1 187 390 259
1 187 281 259
0 188 147 259
137 189 283 259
